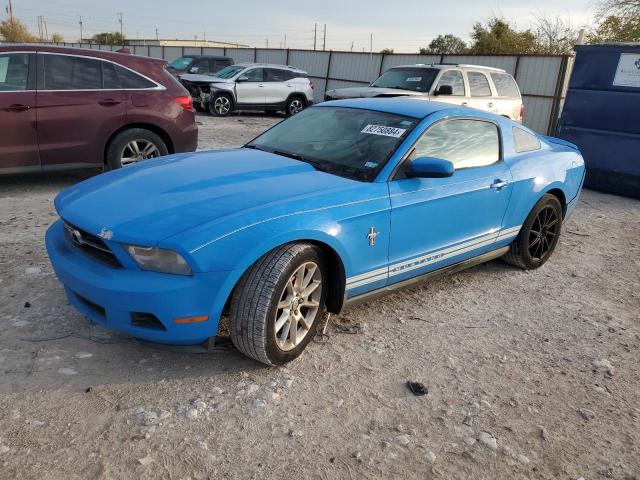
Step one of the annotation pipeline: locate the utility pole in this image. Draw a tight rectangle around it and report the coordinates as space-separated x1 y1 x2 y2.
313 23 317 51
44 20 48 42
322 24 326 51
117 12 123 43
350 41 354 52
284 34 286 49
266 38 268 48
370 33 373 55
155 28 159 41
79 16 83 42
7 0 13 22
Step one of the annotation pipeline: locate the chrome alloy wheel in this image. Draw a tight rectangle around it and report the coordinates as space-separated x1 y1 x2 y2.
214 96 231 115
274 261 322 351
288 98 304 115
120 139 160 166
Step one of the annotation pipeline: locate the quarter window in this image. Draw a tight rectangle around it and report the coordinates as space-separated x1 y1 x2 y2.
491 73 520 98
512 127 541 153
265 68 293 82
413 119 500 169
467 72 492 97
43 54 102 90
114 65 156 89
0 53 29 91
436 70 465 95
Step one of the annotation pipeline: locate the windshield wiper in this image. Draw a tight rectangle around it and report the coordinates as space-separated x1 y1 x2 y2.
244 144 269 152
272 150 333 173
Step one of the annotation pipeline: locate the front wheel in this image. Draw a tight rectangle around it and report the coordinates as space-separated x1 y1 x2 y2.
229 243 327 365
209 93 233 116
503 194 563 269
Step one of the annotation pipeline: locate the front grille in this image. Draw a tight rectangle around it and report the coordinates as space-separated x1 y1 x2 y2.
63 221 121 268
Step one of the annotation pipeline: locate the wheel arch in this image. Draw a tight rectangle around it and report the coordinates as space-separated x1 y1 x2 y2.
103 123 175 165
543 187 567 218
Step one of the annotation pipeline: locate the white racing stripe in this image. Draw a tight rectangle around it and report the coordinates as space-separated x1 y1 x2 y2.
346 225 522 290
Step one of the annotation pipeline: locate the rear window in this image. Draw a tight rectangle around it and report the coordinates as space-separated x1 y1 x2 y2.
513 127 541 153
491 72 520 98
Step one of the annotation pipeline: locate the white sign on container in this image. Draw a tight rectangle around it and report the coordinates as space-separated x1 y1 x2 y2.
613 53 640 87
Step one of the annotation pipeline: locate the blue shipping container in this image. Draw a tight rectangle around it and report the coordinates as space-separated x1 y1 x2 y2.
559 43 640 198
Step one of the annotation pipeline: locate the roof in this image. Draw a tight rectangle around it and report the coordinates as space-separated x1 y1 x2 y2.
316 97 477 119
235 62 306 72
0 44 166 64
390 63 506 73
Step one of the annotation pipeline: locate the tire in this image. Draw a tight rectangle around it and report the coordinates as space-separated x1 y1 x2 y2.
209 93 233 116
503 193 563 269
229 243 327 366
105 128 168 170
285 96 306 117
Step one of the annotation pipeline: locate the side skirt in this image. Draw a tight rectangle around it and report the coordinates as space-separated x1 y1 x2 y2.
340 246 509 312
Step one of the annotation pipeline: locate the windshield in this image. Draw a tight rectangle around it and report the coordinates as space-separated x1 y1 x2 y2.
247 107 419 181
371 67 439 93
167 56 193 71
214 65 246 79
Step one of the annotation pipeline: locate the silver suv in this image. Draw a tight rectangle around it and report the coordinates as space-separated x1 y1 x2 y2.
325 64 524 122
180 63 315 117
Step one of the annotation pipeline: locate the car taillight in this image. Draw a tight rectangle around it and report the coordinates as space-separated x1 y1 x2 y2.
175 95 193 110
309 81 315 90
519 103 525 120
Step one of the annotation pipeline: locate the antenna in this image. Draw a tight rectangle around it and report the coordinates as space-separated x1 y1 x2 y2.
79 16 83 42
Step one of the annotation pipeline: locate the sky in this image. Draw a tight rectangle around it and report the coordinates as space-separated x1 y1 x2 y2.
8 0 595 52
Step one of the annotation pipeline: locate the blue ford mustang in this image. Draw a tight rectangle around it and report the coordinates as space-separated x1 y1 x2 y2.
46 98 585 365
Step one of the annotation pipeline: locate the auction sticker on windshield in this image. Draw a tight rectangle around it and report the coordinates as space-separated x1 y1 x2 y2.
361 124 407 138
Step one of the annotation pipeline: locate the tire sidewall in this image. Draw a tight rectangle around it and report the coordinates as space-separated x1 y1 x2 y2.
209 93 233 116
105 129 168 170
516 194 563 268
264 246 327 365
285 96 306 117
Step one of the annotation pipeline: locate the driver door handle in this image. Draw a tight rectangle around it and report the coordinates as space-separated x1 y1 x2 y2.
490 179 509 190
4 103 31 112
98 99 122 106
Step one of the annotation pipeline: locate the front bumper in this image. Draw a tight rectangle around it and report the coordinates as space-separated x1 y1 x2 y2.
45 220 228 345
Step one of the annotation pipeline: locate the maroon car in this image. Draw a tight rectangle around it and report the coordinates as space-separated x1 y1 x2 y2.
0 45 198 173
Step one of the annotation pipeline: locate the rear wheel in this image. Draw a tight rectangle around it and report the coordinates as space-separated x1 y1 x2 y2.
209 93 233 116
105 128 168 170
229 243 327 365
285 96 306 117
503 194 563 269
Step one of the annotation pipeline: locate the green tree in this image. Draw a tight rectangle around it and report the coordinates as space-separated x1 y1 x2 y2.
0 17 38 42
588 0 640 42
380 48 394 54
91 32 125 45
427 34 467 54
469 17 537 54
51 33 64 43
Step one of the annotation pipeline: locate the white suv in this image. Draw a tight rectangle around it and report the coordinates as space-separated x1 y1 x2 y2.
180 63 315 117
325 64 524 122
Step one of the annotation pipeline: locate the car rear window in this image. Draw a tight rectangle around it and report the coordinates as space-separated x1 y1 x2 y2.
512 127 541 153
114 65 157 89
491 72 520 98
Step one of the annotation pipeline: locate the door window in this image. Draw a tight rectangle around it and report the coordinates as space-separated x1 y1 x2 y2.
412 119 500 169
436 70 465 95
265 68 293 82
102 62 121 89
43 54 102 90
467 72 492 97
241 68 264 82
212 59 230 73
0 53 29 91
189 58 210 74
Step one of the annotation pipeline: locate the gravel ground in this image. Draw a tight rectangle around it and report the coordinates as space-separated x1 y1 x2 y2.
0 113 639 480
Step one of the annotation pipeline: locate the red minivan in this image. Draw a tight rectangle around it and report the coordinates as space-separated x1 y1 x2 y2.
0 45 198 173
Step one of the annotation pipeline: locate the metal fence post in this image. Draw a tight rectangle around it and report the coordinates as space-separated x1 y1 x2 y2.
548 55 571 135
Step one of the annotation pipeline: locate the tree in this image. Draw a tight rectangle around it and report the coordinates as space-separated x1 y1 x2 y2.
0 17 38 42
380 48 394 54
533 14 578 54
469 17 537 54
428 34 467 54
91 32 125 45
51 33 64 43
588 0 640 42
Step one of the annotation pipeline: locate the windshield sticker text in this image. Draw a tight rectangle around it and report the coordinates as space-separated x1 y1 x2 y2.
361 124 407 138
406 77 422 82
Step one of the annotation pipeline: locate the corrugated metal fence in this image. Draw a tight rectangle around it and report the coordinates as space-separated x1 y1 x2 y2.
26 43 574 134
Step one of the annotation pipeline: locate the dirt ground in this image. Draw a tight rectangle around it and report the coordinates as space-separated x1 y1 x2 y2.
0 113 639 480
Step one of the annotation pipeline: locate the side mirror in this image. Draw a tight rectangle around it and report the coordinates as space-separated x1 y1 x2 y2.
189 67 199 73
434 85 453 96
409 156 454 178
237 75 249 82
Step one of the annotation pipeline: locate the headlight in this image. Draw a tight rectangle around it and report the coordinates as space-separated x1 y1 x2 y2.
124 245 192 275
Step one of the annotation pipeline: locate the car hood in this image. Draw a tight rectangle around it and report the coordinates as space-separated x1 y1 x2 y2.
55 149 361 246
327 86 425 99
179 73 233 84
